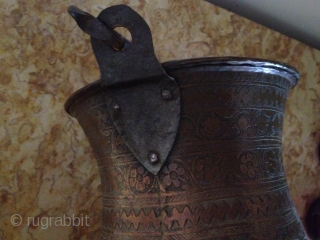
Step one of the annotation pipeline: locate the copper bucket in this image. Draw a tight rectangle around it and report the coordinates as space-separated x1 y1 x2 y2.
65 5 308 240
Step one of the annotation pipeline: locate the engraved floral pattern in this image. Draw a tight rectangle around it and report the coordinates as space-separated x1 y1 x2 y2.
162 163 186 189
264 150 278 175
195 156 221 182
240 153 259 179
232 114 251 137
200 112 223 137
197 109 283 140
129 166 153 193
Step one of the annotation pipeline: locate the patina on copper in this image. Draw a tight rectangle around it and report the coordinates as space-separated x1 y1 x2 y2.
65 4 308 240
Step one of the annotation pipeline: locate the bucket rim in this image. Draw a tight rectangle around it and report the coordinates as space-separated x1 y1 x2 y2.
65 56 300 114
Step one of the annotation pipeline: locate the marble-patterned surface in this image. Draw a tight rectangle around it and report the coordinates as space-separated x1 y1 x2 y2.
0 0 319 239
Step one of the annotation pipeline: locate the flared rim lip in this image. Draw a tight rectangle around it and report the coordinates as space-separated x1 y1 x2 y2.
65 56 300 113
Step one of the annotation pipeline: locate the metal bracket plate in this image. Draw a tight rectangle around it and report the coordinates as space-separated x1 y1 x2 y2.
105 77 180 175
69 5 180 175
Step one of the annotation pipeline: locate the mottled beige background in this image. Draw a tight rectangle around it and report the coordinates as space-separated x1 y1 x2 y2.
0 0 319 239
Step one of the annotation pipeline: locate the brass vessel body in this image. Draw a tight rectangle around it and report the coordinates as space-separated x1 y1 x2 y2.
65 58 308 239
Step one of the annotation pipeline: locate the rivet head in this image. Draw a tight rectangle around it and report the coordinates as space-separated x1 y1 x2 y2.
161 89 172 100
148 151 159 164
112 103 120 112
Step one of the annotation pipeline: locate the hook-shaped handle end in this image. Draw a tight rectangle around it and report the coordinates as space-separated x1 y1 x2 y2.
68 5 126 50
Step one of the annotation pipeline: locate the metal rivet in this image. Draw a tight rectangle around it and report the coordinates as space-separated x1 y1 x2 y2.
161 89 172 100
148 152 159 164
112 103 120 112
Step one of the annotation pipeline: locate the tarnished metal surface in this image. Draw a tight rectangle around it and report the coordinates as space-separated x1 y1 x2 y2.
65 57 308 239
65 5 308 240
91 5 170 86
105 78 180 175
68 5 180 174
68 5 127 50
